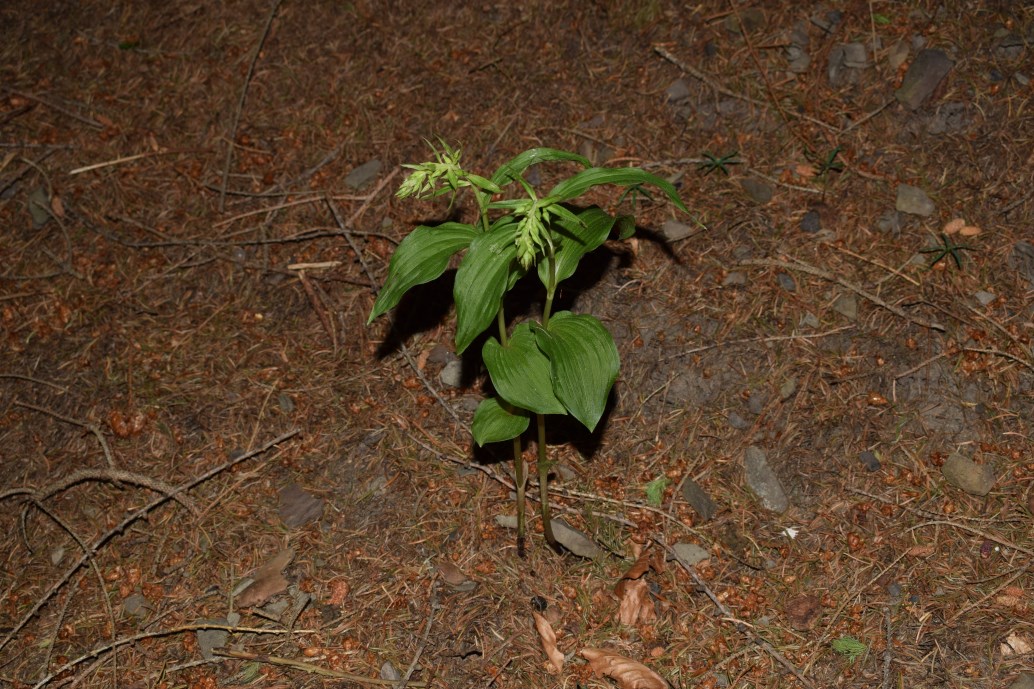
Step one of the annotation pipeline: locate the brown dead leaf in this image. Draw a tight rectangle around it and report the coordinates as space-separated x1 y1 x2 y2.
581 648 669 689
959 224 981 236
794 163 816 179
532 612 564 673
617 577 656 626
907 544 936 557
237 548 293 607
943 217 965 235
50 193 65 219
1001 632 1033 656
435 559 468 587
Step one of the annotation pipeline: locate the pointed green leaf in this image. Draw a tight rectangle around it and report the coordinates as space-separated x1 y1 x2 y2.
538 206 616 287
368 223 478 323
490 148 591 187
453 222 520 353
547 167 688 212
483 324 566 415
533 312 619 431
472 396 530 445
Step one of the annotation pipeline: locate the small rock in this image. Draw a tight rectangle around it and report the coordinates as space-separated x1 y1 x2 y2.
973 290 995 306
876 209 903 235
279 483 325 528
1009 672 1034 689
833 293 858 321
732 245 753 260
550 518 604 558
800 209 821 233
661 219 693 242
858 450 881 472
886 582 903 602
681 478 718 521
439 360 464 388
50 546 65 565
994 33 1025 61
727 411 751 430
123 593 153 620
928 102 969 134
381 662 402 682
747 389 768 415
800 312 820 329
1016 73 1030 87
278 393 295 413
776 273 797 291
789 21 809 47
426 343 455 365
1009 241 1034 283
942 452 996 496
887 41 910 70
670 542 710 566
896 184 936 216
345 159 383 190
744 446 789 513
895 49 954 109
722 271 748 287
785 45 810 73
28 186 51 227
842 43 868 68
196 618 230 660
665 78 690 103
811 8 842 34
740 178 773 204
779 378 797 400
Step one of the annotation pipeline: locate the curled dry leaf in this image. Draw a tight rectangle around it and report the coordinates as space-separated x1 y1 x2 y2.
580 648 669 689
237 548 294 607
532 612 565 673
943 217 965 235
616 577 655 626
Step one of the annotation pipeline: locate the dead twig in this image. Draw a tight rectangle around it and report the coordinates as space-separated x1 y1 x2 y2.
662 324 855 361
0 87 104 129
0 373 67 392
739 257 946 332
217 0 283 212
14 399 117 468
0 429 300 657
211 647 426 687
657 538 818 689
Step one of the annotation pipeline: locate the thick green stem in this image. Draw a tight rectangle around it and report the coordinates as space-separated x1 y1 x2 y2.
536 412 557 549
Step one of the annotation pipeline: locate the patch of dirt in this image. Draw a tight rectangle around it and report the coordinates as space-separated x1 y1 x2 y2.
2 2 1033 689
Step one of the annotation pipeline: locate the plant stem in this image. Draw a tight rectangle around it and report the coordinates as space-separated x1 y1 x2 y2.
536 412 557 549
512 435 526 557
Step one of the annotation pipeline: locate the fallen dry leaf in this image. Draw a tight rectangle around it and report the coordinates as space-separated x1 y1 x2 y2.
237 548 293 607
907 544 936 558
581 648 669 689
1001 632 1032 656
959 224 981 236
784 594 822 630
616 577 655 626
532 612 565 673
435 559 468 587
943 217 965 234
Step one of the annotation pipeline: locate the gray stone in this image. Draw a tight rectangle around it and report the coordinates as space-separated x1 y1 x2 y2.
928 102 969 134
681 478 718 521
196 618 230 660
896 184 936 216
942 452 996 496
779 378 797 400
123 593 153 620
345 159 383 190
727 411 751 430
744 446 789 513
671 542 710 566
1009 241 1034 282
439 360 464 388
800 209 821 233
740 178 773 204
28 185 51 227
811 9 842 34
661 219 693 242
426 343 455 365
833 293 858 321
747 390 768 415
722 271 748 287
859 450 881 472
785 45 810 74
777 273 797 291
896 49 953 109
973 290 995 306
1009 672 1034 689
887 41 910 70
665 78 690 103
876 209 903 235
800 312 820 329
842 43 868 68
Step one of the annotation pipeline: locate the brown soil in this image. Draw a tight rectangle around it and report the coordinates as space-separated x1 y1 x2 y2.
2 2 1033 688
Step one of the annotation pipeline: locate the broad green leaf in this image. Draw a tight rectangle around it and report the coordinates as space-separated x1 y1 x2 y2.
539 206 616 287
472 396 530 445
483 324 565 415
490 148 591 187
615 214 636 240
533 312 619 431
453 222 520 353
368 223 478 323
547 167 689 213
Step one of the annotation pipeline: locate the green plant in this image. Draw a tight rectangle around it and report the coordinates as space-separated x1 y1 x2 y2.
368 141 688 554
831 636 866 662
697 150 741 176
920 232 976 269
812 145 844 176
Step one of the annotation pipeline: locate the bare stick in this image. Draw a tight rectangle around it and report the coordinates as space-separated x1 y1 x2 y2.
0 87 103 129
217 0 283 212
33 467 198 516
0 373 67 392
740 258 946 332
0 430 299 656
68 149 201 175
14 399 116 468
657 538 817 689
211 647 426 687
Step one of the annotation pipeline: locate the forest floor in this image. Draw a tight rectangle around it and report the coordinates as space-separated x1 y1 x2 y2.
1 2 1033 688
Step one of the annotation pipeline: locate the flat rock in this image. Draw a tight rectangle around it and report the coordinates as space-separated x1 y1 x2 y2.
345 159 382 190
661 219 693 242
680 477 718 520
278 483 324 528
833 292 858 320
876 209 903 235
1010 672 1034 689
670 542 710 565
896 184 936 216
776 272 797 291
744 446 789 513
858 450 881 472
727 411 751 430
800 209 821 233
665 78 690 103
896 49 953 109
973 290 995 306
439 359 464 388
722 271 748 287
942 452 995 496
740 178 773 204
1009 241 1034 282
